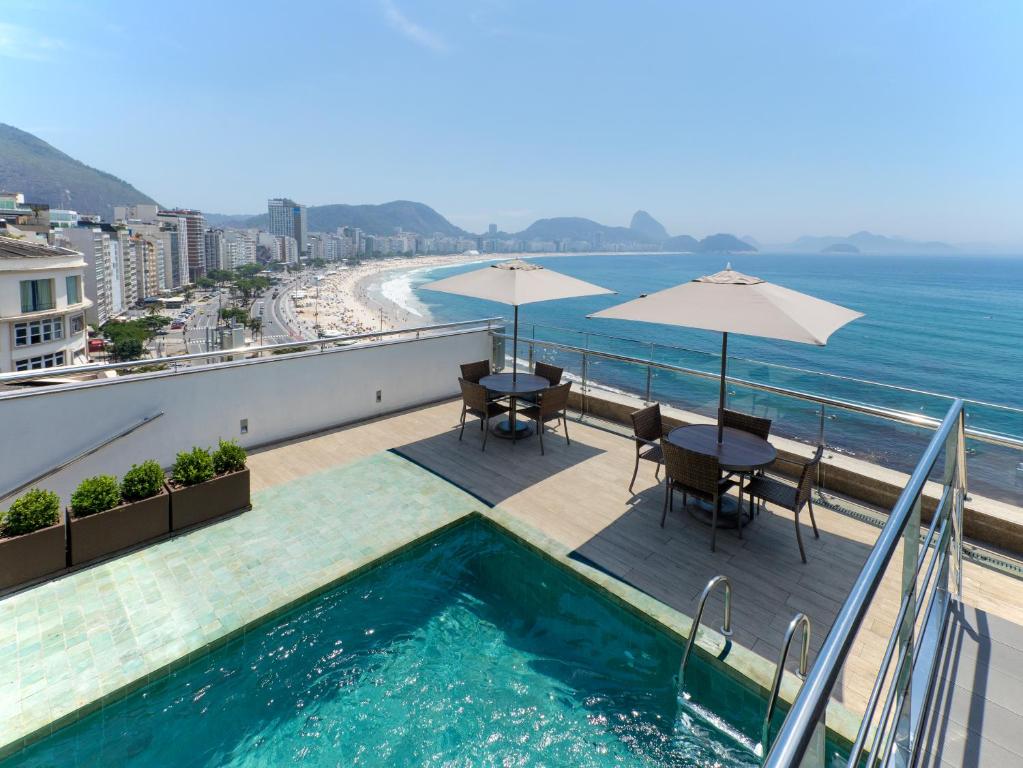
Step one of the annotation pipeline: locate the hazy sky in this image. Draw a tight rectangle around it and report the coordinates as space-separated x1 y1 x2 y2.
3 0 1022 242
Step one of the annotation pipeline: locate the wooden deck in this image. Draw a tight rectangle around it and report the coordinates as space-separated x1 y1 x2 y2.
248 399 1023 720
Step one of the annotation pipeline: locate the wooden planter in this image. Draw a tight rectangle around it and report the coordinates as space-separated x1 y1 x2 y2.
0 522 66 592
68 488 170 566
167 468 250 532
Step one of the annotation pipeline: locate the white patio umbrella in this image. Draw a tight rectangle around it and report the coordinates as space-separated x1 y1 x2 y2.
420 259 613 382
589 265 863 442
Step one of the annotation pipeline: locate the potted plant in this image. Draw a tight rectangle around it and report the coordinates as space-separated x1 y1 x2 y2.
167 441 250 531
0 489 66 591
67 462 170 566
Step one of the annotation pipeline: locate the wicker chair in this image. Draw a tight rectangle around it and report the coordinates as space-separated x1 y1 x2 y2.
460 360 491 384
458 378 509 451
722 408 772 439
519 382 572 455
661 440 740 552
628 404 665 493
743 445 824 563
534 361 563 386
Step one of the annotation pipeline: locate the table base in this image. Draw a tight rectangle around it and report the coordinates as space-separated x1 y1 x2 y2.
493 419 533 439
684 496 751 530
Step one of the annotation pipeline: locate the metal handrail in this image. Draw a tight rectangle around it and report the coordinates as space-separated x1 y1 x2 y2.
0 411 164 503
763 613 812 755
498 333 1023 451
678 575 733 690
529 321 1023 416
0 317 503 387
762 400 966 768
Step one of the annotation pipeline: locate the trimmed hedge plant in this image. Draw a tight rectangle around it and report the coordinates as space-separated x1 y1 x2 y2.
172 447 215 487
121 460 164 501
212 440 247 475
2 488 60 537
70 475 122 518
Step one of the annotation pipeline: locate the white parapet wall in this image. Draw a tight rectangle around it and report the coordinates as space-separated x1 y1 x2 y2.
0 328 492 505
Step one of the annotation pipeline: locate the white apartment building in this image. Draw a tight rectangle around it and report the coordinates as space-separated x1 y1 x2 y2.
0 235 91 373
224 229 257 269
61 227 118 325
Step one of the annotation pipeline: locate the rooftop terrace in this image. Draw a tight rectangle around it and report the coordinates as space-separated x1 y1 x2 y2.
1 322 1021 766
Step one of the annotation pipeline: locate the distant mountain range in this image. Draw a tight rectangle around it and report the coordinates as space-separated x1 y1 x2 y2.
0 123 962 254
0 123 158 221
784 231 956 254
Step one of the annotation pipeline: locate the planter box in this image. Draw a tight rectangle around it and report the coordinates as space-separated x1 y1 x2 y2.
168 468 250 532
68 488 170 566
0 522 66 592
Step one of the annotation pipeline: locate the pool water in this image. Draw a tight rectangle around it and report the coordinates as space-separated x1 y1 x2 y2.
3 519 840 767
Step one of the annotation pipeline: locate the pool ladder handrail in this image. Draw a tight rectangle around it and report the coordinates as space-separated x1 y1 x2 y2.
678 575 733 689
762 613 812 755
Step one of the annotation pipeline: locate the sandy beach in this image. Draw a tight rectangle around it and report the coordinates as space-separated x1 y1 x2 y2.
288 252 518 338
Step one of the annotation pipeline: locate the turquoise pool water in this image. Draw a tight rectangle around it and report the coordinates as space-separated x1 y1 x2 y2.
3 520 842 767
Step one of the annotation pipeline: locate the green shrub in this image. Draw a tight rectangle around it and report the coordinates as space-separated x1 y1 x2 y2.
70 475 122 518
3 489 60 536
121 460 165 501
212 439 247 474
172 447 215 486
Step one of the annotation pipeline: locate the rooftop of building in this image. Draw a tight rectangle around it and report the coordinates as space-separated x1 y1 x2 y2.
0 232 79 260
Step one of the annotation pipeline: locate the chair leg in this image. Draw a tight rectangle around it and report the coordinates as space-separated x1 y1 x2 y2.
459 406 467 441
562 411 570 445
654 462 661 481
538 419 545 455
807 498 820 538
737 484 744 540
629 453 640 493
481 416 489 452
710 494 719 552
794 509 807 563
661 482 670 527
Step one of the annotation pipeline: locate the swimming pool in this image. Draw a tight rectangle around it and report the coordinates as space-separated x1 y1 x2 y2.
2 518 844 766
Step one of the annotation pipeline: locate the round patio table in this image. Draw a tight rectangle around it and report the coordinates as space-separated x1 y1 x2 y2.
665 424 777 527
479 372 549 439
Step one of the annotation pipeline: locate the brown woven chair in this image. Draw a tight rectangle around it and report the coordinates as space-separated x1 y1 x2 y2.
460 360 491 384
458 378 508 451
743 445 824 563
519 382 572 455
534 361 563 386
661 440 740 552
628 404 664 493
722 408 772 439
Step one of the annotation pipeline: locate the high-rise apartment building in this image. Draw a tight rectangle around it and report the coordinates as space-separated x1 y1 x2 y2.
0 235 91 373
61 227 117 325
157 209 205 283
204 229 226 271
267 198 307 257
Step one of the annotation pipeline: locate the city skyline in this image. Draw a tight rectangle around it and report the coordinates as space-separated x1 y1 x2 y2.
2 1 1022 244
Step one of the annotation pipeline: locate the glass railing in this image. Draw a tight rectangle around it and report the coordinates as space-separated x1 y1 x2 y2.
498 324 1023 507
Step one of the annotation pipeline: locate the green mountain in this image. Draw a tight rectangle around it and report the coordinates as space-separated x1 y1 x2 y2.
513 217 657 244
238 200 468 237
698 233 756 252
662 234 700 251
0 123 158 220
629 210 669 241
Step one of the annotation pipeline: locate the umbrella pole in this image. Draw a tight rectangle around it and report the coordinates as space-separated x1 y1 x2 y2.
717 332 728 444
512 305 519 384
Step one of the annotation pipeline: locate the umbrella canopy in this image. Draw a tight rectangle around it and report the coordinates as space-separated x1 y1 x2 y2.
421 259 613 380
590 265 863 440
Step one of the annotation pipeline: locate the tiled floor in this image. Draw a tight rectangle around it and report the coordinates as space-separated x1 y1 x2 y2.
0 452 485 757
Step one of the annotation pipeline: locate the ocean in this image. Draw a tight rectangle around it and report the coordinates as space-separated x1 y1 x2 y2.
380 252 1023 504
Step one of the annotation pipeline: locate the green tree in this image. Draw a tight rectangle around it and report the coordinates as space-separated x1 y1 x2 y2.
196 276 216 290
219 307 248 324
234 263 263 278
112 337 145 361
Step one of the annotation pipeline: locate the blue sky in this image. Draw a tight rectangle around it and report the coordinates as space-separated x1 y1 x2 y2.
2 0 1022 243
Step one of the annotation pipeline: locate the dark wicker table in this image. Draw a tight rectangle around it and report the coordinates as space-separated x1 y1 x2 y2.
479 373 550 439
665 424 777 527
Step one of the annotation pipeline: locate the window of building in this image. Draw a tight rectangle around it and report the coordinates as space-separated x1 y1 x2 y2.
70 314 85 334
13 317 64 347
66 275 82 304
19 279 55 313
14 351 65 371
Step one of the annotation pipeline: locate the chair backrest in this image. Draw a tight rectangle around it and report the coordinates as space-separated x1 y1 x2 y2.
459 360 490 384
662 440 722 497
459 377 488 412
796 445 825 508
539 382 572 415
630 403 663 447
722 408 772 440
534 361 564 386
